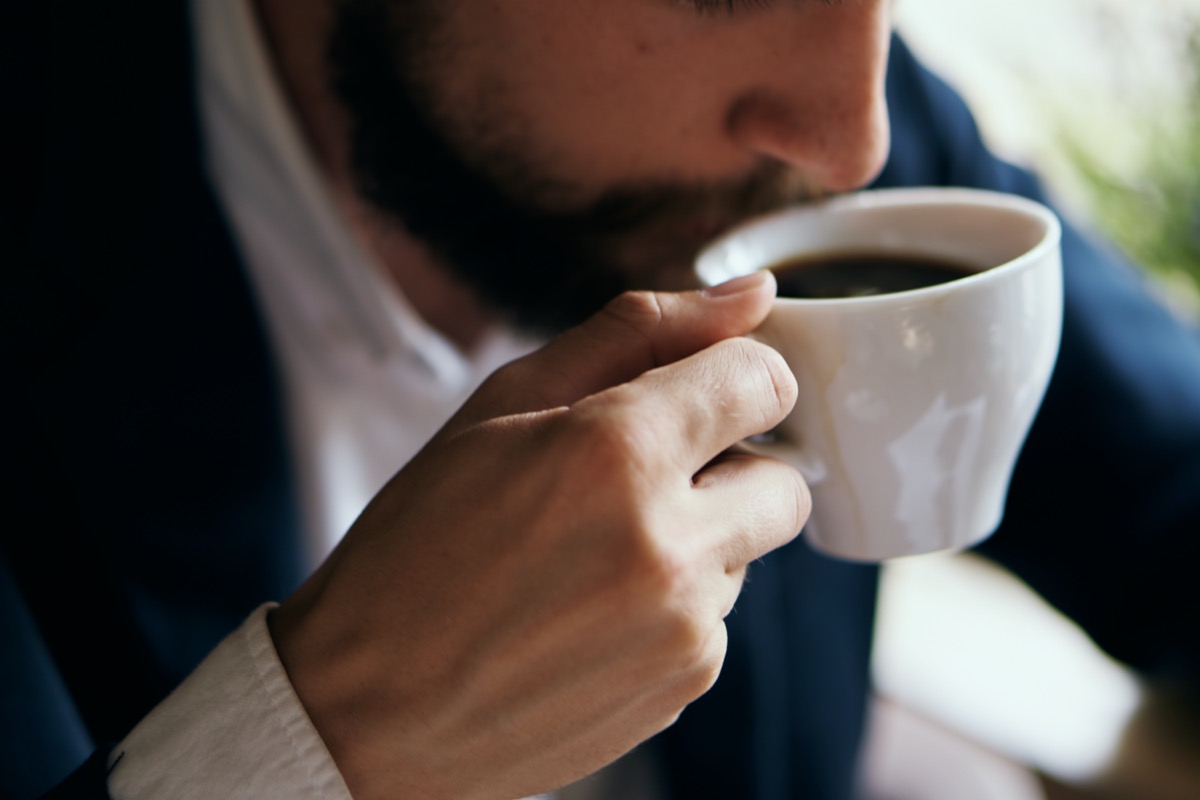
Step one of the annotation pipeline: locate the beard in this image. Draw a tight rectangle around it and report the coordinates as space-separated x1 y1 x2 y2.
328 0 825 336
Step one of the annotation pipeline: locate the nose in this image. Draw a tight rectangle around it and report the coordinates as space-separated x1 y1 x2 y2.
726 6 892 193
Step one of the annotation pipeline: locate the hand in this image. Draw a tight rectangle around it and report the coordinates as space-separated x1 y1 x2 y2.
269 271 810 800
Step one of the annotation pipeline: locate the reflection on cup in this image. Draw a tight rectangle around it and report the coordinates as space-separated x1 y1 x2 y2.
696 188 1063 562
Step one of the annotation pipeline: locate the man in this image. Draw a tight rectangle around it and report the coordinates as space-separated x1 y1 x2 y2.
4 1 1198 799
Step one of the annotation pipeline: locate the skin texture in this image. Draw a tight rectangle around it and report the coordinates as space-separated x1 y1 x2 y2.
396 0 891 205
255 1 893 797
271 274 811 799
257 0 893 344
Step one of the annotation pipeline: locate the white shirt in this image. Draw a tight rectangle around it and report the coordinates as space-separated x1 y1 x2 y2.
106 1 662 797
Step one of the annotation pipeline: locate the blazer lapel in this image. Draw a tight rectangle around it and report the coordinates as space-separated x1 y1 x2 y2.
11 0 306 744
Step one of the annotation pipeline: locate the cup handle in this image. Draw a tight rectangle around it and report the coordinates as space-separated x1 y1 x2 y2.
737 431 828 485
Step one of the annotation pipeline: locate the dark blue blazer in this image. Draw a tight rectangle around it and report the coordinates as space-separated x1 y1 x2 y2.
5 2 1198 798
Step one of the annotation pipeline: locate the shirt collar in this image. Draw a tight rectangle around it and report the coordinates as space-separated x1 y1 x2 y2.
191 0 510 387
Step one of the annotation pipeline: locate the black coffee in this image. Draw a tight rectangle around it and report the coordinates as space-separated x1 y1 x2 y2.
770 251 976 299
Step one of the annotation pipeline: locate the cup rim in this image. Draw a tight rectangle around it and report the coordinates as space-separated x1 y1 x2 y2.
695 187 1062 306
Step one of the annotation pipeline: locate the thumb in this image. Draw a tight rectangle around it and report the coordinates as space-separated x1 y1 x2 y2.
465 270 777 420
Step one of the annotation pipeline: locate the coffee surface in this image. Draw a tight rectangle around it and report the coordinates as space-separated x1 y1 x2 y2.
770 251 976 299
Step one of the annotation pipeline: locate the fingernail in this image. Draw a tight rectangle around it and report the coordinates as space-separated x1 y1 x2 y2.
702 270 770 298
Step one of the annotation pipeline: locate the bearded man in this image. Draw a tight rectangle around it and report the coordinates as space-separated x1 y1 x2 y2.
5 1 1198 799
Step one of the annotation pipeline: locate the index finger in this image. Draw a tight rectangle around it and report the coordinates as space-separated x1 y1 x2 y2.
453 272 777 430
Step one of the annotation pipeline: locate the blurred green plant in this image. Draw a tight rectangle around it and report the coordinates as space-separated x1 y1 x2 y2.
1058 27 1200 315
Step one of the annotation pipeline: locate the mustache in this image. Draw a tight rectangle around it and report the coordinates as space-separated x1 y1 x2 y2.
556 162 830 242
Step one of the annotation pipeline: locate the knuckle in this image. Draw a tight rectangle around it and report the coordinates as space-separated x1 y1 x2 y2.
686 653 725 700
751 340 799 414
619 537 729 697
623 542 704 646
568 393 660 475
480 356 530 396
596 291 668 356
743 465 811 551
640 569 715 660
723 338 798 420
660 612 711 666
602 290 667 334
789 471 813 537
621 527 687 601
471 357 539 411
672 622 728 700
641 644 724 744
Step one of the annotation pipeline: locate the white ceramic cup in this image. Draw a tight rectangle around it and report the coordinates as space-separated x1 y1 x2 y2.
696 187 1063 561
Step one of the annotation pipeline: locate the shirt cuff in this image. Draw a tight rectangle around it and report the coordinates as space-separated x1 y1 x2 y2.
107 603 353 800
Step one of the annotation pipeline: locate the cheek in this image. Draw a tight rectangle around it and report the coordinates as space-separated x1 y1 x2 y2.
435 3 757 196
424 2 894 201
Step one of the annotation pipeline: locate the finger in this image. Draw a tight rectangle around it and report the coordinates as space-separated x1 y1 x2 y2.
573 335 797 476
692 451 811 570
460 271 777 424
